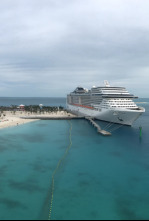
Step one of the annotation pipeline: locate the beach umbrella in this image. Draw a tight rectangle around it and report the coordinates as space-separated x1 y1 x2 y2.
39 104 43 109
19 104 25 109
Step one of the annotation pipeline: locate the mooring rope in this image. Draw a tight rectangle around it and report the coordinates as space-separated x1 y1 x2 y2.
109 124 123 132
48 120 72 220
103 122 112 130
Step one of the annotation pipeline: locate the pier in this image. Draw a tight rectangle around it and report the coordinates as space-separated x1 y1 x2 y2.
85 117 111 136
21 115 111 136
21 116 84 120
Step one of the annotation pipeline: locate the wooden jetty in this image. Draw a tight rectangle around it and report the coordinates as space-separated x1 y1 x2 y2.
21 116 84 120
85 117 111 136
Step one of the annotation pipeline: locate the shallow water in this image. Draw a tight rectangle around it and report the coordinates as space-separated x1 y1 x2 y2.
0 100 148 220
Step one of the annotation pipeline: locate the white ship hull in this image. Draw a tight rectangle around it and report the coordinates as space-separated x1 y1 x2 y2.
67 104 145 126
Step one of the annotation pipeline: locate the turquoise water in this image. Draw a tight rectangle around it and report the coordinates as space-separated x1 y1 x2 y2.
0 100 149 220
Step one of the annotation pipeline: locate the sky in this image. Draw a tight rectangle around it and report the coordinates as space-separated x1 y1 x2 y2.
0 0 149 97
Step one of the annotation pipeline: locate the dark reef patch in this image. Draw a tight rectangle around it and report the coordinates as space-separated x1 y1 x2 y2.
9 179 45 193
0 145 8 152
20 133 46 143
0 137 26 152
90 210 98 218
79 180 89 188
115 198 141 220
36 123 47 127
0 132 46 144
109 151 122 157
0 165 7 176
0 198 27 210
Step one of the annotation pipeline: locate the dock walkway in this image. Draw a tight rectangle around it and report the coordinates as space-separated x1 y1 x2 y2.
21 115 111 136
85 117 111 136
21 116 84 120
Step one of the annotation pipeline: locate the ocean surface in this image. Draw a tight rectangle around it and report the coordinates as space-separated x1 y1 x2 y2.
0 97 66 107
0 98 149 220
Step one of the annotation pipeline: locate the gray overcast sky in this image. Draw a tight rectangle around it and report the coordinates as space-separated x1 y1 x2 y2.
0 0 149 97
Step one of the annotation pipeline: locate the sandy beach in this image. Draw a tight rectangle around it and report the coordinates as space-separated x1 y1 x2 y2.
0 110 76 129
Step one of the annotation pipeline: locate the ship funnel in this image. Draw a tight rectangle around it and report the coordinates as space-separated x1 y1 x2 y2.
104 80 110 87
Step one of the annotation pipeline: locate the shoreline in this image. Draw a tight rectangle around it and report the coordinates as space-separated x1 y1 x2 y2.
0 110 77 129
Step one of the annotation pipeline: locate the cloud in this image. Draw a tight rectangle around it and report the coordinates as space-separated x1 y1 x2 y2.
0 0 148 97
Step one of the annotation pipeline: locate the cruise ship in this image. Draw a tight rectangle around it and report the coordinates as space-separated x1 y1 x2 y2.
66 81 145 126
